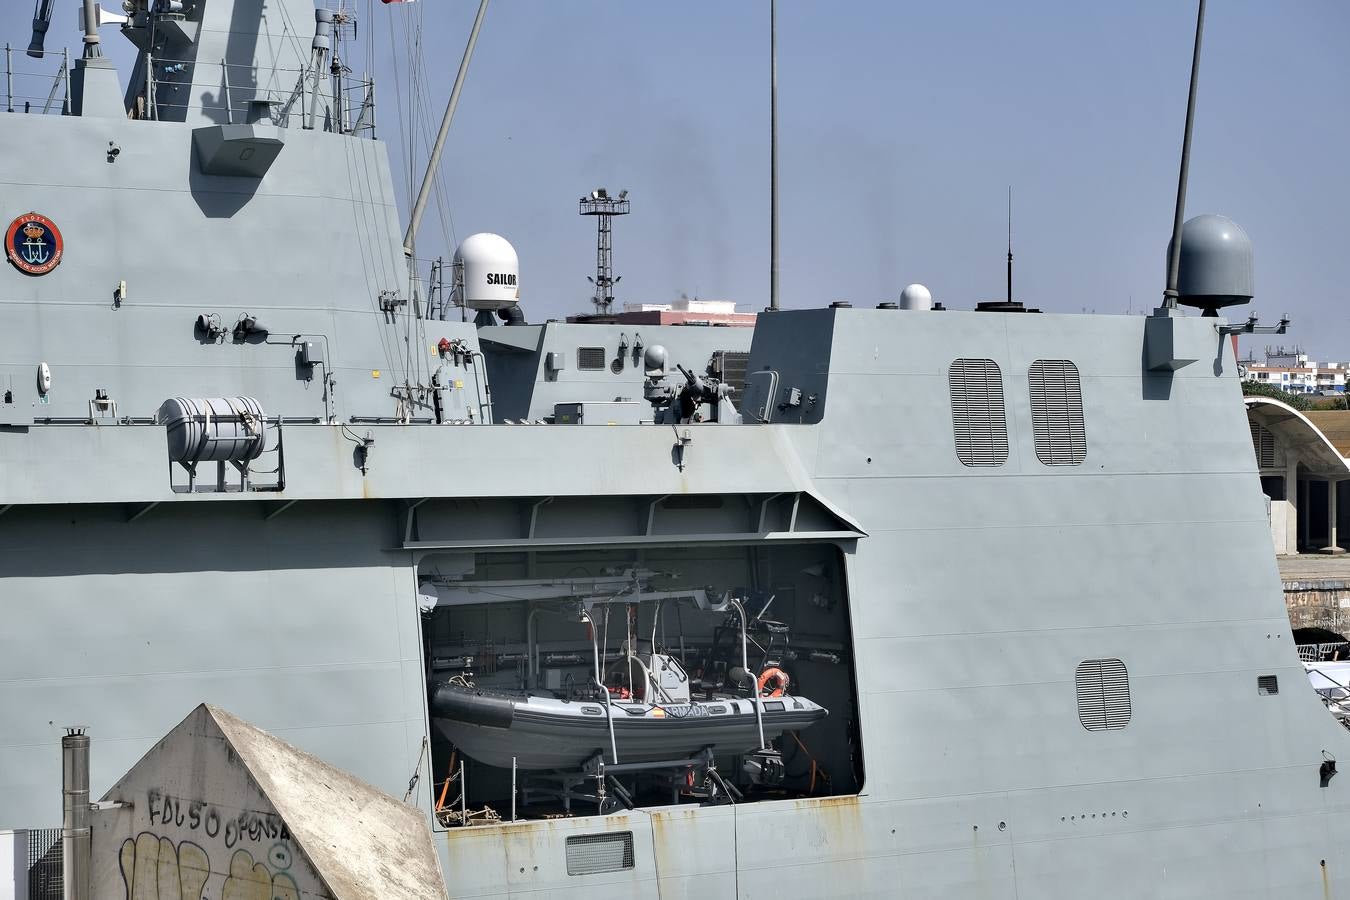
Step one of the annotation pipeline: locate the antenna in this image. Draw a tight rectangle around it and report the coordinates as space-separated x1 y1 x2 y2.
403 0 490 258
1163 0 1207 309
579 189 631 316
1006 186 1013 305
768 0 779 311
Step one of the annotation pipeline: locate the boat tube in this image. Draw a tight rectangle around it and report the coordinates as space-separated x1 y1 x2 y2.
430 681 827 771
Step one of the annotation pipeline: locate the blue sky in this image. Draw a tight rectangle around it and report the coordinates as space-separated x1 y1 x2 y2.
5 1 1348 359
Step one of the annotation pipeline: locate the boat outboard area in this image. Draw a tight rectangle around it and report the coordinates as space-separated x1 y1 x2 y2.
420 546 857 820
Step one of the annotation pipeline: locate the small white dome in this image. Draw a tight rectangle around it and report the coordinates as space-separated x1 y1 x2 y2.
899 283 933 311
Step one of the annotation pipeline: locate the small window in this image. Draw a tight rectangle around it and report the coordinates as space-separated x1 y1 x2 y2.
948 359 1008 467
577 347 606 371
1075 658 1131 731
566 832 634 875
1028 359 1087 465
1258 675 1279 696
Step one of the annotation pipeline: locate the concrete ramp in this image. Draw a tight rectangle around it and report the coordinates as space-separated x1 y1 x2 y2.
89 704 446 900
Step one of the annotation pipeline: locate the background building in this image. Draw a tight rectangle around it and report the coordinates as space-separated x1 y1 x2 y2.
1242 345 1350 395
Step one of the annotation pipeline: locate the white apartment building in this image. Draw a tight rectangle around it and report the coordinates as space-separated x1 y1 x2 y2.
1242 347 1349 394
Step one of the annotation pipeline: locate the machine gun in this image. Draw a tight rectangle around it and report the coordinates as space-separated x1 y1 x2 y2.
641 344 742 425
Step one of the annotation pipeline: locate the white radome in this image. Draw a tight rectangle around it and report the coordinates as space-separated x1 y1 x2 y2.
454 232 520 311
899 283 933 311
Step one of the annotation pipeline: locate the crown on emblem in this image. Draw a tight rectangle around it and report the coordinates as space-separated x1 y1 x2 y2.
22 223 45 240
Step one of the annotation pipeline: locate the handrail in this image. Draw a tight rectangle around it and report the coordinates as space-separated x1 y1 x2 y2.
4 43 68 115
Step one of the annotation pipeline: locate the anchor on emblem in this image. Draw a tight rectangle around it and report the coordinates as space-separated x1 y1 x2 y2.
20 226 50 266
6 214 64 275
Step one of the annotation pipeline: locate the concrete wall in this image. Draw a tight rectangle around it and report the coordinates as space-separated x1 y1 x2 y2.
0 830 27 900
1285 579 1350 631
90 713 329 900
1270 499 1291 555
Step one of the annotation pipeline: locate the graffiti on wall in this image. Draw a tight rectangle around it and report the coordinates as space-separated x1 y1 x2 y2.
146 790 292 849
116 789 303 900
119 834 299 900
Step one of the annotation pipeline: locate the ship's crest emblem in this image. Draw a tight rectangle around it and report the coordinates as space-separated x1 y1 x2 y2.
5 212 63 276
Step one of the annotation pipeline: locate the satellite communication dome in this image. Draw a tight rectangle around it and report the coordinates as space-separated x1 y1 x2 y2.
454 233 520 311
899 283 933 311
1169 214 1253 314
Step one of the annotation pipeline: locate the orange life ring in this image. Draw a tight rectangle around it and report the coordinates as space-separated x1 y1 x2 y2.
757 667 789 697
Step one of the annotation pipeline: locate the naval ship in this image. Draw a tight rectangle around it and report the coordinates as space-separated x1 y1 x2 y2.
3 1 1346 897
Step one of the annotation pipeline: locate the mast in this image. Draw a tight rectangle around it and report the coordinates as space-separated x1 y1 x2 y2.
1006 186 1013 305
768 0 779 311
79 0 101 58
403 0 490 259
1163 0 1206 308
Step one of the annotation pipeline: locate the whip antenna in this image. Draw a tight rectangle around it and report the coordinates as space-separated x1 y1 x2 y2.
1163 0 1207 308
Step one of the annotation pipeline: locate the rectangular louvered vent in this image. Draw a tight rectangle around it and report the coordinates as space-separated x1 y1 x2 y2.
1075 658 1131 731
566 831 635 875
1028 359 1087 465
577 347 606 371
948 359 1009 467
1249 422 1279 469
1258 675 1279 695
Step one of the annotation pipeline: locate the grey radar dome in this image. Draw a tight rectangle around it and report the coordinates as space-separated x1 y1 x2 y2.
1169 214 1253 315
643 344 668 376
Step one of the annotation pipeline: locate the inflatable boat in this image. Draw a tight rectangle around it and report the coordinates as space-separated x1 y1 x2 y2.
430 681 828 770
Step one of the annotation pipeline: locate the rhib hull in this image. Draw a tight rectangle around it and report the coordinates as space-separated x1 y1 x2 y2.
430 682 828 770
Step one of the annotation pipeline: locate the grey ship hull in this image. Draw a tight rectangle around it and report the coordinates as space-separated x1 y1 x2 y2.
5 308 1345 898
3 1 1348 896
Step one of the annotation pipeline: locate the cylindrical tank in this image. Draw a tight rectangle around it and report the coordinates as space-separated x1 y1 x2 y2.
455 233 520 311
1170 214 1253 312
158 397 267 463
899 283 933 311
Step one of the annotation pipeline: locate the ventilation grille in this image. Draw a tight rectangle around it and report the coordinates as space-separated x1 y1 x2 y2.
948 359 1009 467
566 831 635 875
1075 658 1131 731
1028 359 1087 465
1249 422 1279 469
27 828 63 900
713 351 751 395
1258 674 1279 696
577 347 606 371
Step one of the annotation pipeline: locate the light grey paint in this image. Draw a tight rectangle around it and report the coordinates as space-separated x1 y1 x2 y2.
3 5 1347 897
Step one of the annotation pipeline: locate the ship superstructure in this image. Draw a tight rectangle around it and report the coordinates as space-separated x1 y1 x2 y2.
2 2 1348 899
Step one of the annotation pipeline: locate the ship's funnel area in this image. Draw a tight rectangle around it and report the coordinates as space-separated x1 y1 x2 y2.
455 233 520 312
1169 214 1254 316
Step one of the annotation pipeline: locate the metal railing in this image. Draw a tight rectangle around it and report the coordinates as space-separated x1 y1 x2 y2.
1297 642 1350 662
141 54 374 136
3 45 69 116
4 45 372 137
